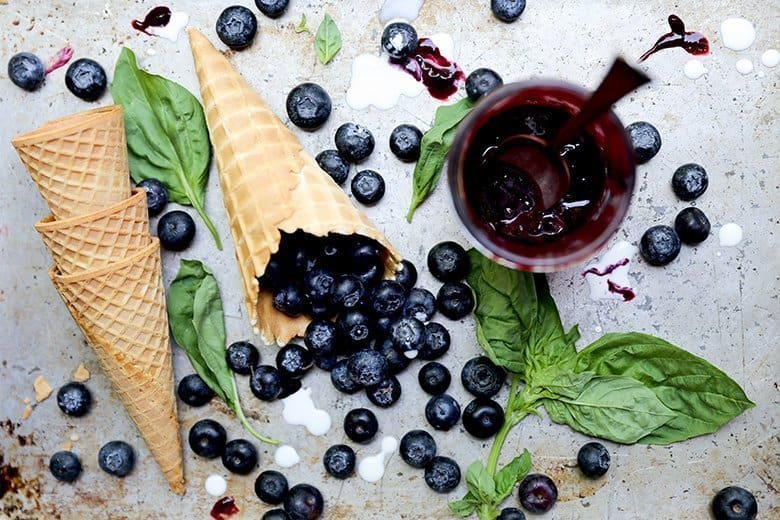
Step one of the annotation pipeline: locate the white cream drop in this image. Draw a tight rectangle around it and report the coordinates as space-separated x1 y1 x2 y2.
379 0 425 23
720 18 756 51
274 445 301 468
147 11 189 42
761 49 780 67
718 223 744 246
683 59 708 79
582 241 639 302
358 436 398 483
281 387 332 436
403 349 419 359
736 59 754 74
205 474 227 496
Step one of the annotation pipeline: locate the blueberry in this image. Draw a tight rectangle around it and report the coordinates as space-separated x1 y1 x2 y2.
674 207 711 245
394 259 418 292
8 52 44 91
304 269 336 306
428 241 470 282
347 349 389 387
462 398 505 438
425 394 461 431
284 484 324 520
375 316 395 337
354 259 384 289
65 59 107 101
337 310 374 350
313 354 339 371
639 225 681 266
390 317 426 356
577 442 610 479
437 282 475 320
351 170 385 205
250 365 283 401
255 470 289 505
672 163 709 201
461 356 506 398
331 359 363 394
498 507 526 520
381 22 419 60
366 376 402 408
374 338 411 375
57 382 92 417
276 344 313 380
222 439 258 475
518 473 558 514
216 6 258 50
177 373 215 407
258 257 287 291
263 509 290 520
330 275 366 312
711 486 757 520
49 451 82 482
335 123 375 162
399 430 437 469
304 320 338 357
316 149 350 185
389 124 423 162
419 322 451 360
371 280 407 317
278 377 303 399
98 440 135 477
137 179 168 216
348 238 382 272
344 408 378 443
157 210 196 251
273 284 307 317
188 418 227 459
255 0 289 18
491 0 526 23
466 68 504 101
625 121 662 164
226 341 260 375
287 83 332 130
424 456 461 493
323 444 356 479
308 300 338 321
401 288 436 321
418 362 451 395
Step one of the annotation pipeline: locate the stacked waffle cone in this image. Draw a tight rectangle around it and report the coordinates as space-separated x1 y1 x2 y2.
11 107 185 495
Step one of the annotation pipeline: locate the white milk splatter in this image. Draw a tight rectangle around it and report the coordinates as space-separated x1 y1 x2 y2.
720 18 756 51
718 223 744 246
403 349 419 359
147 11 189 42
281 387 332 436
358 436 398 483
582 241 639 302
205 474 227 496
274 445 301 468
761 49 780 67
683 59 708 79
736 59 754 75
379 0 425 23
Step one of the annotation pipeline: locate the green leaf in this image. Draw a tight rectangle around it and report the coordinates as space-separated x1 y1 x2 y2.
465 461 496 505
575 333 755 444
448 495 478 517
406 97 475 221
544 375 675 444
295 14 311 34
530 366 594 400
494 450 532 500
314 14 341 64
109 47 222 249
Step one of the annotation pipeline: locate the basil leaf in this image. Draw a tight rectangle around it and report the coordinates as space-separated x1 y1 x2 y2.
465 461 496 505
494 449 532 500
544 375 675 444
523 275 579 375
406 98 475 221
110 47 222 249
448 495 478 517
575 333 755 444
531 367 594 400
314 14 341 64
295 14 311 34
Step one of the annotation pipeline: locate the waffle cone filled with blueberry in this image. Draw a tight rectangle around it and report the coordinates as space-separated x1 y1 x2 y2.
188 28 402 344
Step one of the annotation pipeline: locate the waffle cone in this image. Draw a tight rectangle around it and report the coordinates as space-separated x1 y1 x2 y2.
49 239 184 494
12 105 131 219
188 28 402 344
35 188 151 274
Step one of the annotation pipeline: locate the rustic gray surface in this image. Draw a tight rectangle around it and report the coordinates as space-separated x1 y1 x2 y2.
1 0 778 518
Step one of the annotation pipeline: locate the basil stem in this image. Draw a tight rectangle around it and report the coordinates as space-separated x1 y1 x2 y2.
230 376 278 445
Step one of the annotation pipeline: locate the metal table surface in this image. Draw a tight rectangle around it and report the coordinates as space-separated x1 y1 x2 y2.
1 1 777 518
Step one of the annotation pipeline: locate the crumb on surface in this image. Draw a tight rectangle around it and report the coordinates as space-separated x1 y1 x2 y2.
34 376 52 402
22 405 33 420
22 397 31 404
73 364 90 382
69 433 79 442
61 441 73 451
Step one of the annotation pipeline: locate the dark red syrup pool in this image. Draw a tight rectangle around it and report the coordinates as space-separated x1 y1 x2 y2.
132 6 172 35
391 38 465 100
639 15 709 62
210 496 239 520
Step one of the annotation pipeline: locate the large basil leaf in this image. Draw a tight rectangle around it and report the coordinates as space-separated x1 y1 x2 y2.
494 449 532 500
575 333 755 444
530 366 594 400
544 375 675 444
110 47 222 249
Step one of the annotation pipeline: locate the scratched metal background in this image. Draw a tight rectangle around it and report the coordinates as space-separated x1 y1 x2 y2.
0 0 778 518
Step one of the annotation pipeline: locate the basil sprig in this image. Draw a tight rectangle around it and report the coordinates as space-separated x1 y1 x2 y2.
168 260 277 445
451 250 753 518
314 14 341 65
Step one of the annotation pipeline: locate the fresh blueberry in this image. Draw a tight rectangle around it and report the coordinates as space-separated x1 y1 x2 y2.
308 301 338 321
390 317 426 356
711 486 758 520
437 282 475 320
366 376 402 408
316 149 350 185
49 451 82 482
674 207 711 245
98 441 135 477
304 320 338 357
347 238 382 269
216 6 258 50
639 225 681 266
335 123 375 162
498 507 526 520
425 394 461 431
273 284 307 317
402 288 436 321
424 456 461 493
255 470 289 505
400 430 437 469
625 121 662 164
8 52 44 91
319 235 349 269
177 373 215 407
286 235 320 274
375 316 395 337
250 365 283 401
374 337 411 375
389 124 423 162
462 398 505 438
371 280 406 317
381 22 418 60
461 356 506 398
577 442 610 479
330 275 366 312
419 322 451 360
351 170 385 205
672 163 709 201
394 259 418 292
428 241 470 282
226 341 260 375
284 484 324 520
276 344 313 380
354 258 384 289
258 256 287 291
323 444 356 479
135 179 169 216
304 269 336 306
222 439 258 475
518 474 558 514
491 0 526 23
347 349 389 387
65 59 107 101
466 68 504 101
331 359 363 394
188 419 227 459
313 354 339 371
418 362 451 395
254 0 289 18
278 377 303 399
286 83 332 130
263 510 290 520
157 210 196 251
57 382 92 417
344 408 378 443
337 310 374 350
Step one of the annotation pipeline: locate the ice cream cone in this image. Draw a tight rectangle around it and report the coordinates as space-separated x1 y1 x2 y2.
188 28 402 344
12 105 131 219
49 238 184 494
35 188 151 274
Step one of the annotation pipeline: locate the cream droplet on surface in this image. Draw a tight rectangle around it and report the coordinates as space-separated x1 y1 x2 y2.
281 387 332 436
379 0 425 23
582 241 639 302
761 49 780 67
147 11 189 42
720 18 756 51
274 445 301 468
736 59 754 74
205 475 227 497
358 436 398 483
719 223 744 247
684 59 708 79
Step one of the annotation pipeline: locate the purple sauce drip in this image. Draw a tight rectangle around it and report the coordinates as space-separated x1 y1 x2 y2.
210 497 239 520
391 38 465 100
607 280 636 301
132 6 172 36
638 15 709 62
582 258 630 277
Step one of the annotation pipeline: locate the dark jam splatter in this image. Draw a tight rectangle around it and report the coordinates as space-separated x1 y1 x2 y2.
582 258 630 277
638 15 709 62
607 280 636 301
210 496 239 520
132 6 172 36
44 46 74 75
392 38 465 100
